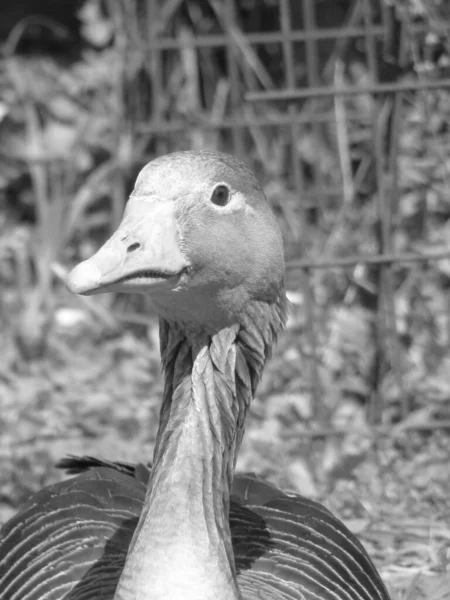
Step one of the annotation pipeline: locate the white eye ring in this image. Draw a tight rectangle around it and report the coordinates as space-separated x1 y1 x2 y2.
210 185 230 207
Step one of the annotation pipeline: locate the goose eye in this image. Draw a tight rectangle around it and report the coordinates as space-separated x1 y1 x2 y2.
211 185 230 207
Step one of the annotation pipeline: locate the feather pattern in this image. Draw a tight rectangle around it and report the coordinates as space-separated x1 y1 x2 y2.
0 458 389 600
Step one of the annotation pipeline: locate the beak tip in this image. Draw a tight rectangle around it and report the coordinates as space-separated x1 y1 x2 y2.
67 261 102 295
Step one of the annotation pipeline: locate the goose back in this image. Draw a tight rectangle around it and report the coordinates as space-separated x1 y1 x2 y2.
0 457 389 600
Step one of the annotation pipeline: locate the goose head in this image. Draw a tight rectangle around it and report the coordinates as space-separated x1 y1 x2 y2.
68 151 285 332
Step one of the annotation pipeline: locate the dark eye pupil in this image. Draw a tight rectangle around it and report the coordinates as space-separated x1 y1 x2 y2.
211 185 229 207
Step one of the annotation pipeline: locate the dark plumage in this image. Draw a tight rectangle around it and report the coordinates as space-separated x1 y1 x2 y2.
1 457 388 600
0 151 390 600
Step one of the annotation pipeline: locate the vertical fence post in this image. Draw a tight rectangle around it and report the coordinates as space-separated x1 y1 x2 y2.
385 8 410 422
302 0 328 211
226 0 245 159
363 0 405 425
280 0 321 416
148 0 166 156
109 1 127 232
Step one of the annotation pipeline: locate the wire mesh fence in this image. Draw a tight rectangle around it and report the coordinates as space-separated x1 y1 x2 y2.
110 0 450 433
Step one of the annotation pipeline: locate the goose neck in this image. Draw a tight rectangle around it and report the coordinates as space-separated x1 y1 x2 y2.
113 295 286 600
114 324 249 600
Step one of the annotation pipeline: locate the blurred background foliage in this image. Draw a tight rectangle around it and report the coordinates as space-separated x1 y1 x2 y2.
0 1 450 596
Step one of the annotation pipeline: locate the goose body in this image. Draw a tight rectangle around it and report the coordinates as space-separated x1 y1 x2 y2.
0 457 388 600
0 151 390 600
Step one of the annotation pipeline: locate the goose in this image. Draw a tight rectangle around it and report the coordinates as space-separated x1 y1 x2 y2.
0 151 390 600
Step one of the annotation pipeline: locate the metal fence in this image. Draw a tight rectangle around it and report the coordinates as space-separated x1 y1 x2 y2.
119 0 450 431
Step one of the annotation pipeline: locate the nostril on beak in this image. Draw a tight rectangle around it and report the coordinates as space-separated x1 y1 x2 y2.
127 242 140 253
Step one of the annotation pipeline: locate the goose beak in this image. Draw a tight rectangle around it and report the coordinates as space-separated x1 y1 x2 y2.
67 199 189 296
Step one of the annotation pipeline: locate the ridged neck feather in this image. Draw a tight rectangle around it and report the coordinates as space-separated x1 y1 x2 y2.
114 293 287 600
